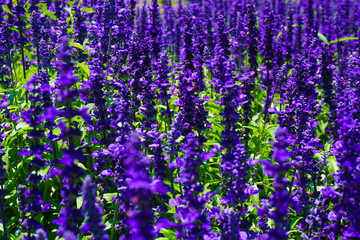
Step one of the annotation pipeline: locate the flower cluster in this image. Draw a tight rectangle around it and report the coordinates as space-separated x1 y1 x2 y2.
0 0 359 239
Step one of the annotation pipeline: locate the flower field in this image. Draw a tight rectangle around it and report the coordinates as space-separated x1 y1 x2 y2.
0 0 360 239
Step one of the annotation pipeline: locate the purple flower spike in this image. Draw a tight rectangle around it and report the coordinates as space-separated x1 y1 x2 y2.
81 176 109 240
124 133 167 240
262 127 292 240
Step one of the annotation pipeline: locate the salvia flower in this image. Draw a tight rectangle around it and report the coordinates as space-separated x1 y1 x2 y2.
81 175 109 240
124 133 167 240
262 127 292 240
170 132 215 239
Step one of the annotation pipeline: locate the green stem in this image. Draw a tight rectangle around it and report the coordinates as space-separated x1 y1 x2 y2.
288 168 295 195
165 99 177 198
0 185 8 240
110 193 119 240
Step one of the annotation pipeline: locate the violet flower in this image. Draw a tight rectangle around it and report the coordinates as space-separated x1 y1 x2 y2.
170 132 214 239
81 175 109 240
125 133 167 240
262 127 292 240
331 86 360 238
0 149 9 240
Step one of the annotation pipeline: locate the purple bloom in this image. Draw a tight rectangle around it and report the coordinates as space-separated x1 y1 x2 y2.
124 133 167 240
35 228 48 240
81 176 109 240
169 132 214 239
262 127 292 240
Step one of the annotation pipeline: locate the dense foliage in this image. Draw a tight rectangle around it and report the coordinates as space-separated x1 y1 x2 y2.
0 0 360 239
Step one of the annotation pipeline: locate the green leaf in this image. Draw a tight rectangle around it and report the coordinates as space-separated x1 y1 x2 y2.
317 32 329 44
77 196 83 209
328 156 338 174
204 139 220 147
69 42 85 51
83 7 95 13
290 216 303 229
329 37 358 45
38 3 57 20
243 125 258 131
76 161 87 171
24 66 39 84
103 193 117 203
2 5 13 15
104 220 112 230
324 142 333 152
34 213 44 224
77 62 90 77
211 123 224 133
205 103 222 115
256 182 274 192
39 166 50 177
249 185 260 205
248 141 256 149
159 229 176 240
16 122 30 130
